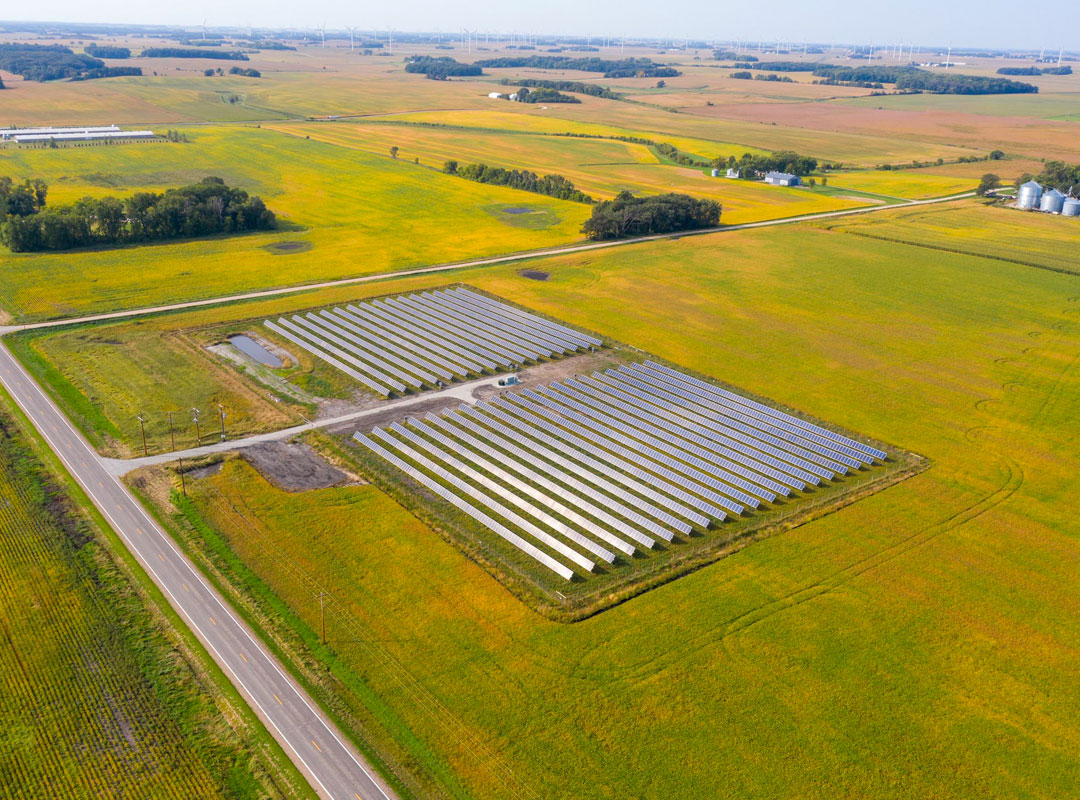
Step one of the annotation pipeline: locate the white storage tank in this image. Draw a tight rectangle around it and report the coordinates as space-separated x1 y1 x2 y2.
1017 180 1043 210
1062 198 1080 217
1040 188 1066 214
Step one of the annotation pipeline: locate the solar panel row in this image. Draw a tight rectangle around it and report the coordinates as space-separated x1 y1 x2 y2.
268 289 595 397
354 362 884 582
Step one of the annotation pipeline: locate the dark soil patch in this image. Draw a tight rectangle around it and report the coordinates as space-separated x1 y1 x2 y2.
188 462 223 480
262 241 313 255
242 441 347 492
503 207 533 214
519 269 550 281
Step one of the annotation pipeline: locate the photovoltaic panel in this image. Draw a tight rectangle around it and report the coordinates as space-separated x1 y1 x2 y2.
353 432 574 581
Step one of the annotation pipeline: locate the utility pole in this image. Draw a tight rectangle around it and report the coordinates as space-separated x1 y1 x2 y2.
136 414 148 457
178 457 186 496
192 408 201 446
167 411 176 451
217 404 226 441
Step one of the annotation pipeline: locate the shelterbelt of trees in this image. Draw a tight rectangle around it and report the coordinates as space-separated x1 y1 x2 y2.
740 61 1038 94
443 161 593 202
1019 161 1080 192
712 150 820 178
500 78 620 99
475 55 681 78
998 65 1072 75
0 177 275 253
582 191 721 239
139 47 249 60
404 56 483 79
0 43 142 81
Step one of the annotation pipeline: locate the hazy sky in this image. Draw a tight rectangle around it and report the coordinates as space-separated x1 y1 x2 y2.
10 0 1080 50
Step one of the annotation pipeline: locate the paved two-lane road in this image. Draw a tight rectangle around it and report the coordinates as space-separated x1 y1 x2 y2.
0 341 396 800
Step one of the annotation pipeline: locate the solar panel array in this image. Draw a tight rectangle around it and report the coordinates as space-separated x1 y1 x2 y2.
265 288 601 397
354 361 885 582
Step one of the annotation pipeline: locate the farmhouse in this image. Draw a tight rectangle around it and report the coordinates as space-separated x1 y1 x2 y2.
764 171 800 186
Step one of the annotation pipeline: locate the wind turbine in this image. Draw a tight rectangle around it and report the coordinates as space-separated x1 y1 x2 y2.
319 22 326 48
344 26 356 51
462 28 472 54
945 43 952 69
202 18 207 40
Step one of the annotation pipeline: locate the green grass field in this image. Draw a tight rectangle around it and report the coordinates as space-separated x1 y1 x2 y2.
0 402 293 800
119 218 1080 799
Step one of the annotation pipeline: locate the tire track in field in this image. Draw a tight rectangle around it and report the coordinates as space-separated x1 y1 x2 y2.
715 456 1023 645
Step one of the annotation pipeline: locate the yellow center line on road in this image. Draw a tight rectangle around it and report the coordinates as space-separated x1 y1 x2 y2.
273 693 282 705
136 527 143 535
98 481 104 488
312 739 322 753
209 616 217 626
356 793 364 800
240 652 247 663
157 553 165 562
182 582 190 592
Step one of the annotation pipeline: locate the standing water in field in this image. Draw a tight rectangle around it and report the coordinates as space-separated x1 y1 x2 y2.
229 335 283 368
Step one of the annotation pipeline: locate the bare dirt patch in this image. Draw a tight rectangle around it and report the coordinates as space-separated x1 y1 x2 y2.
472 350 631 403
519 269 550 281
242 441 348 492
838 195 887 205
262 241 313 255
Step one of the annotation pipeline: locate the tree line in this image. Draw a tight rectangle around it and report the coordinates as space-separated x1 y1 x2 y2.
998 65 1071 76
0 177 275 253
501 78 620 99
713 150 819 178
404 56 483 79
0 43 141 81
139 47 249 61
443 161 593 203
513 86 579 104
1019 161 1080 193
582 191 721 240
84 44 130 58
474 56 681 78
735 61 1038 94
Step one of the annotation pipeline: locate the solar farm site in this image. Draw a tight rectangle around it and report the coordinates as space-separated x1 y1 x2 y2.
263 287 602 396
319 292 920 616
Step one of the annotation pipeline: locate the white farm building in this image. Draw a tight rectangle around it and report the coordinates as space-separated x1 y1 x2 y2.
764 171 801 187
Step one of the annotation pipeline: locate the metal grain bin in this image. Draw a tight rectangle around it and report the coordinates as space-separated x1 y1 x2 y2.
1062 198 1080 217
1017 180 1043 210
1040 188 1066 214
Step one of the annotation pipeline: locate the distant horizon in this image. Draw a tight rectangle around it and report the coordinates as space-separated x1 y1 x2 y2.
3 0 1078 52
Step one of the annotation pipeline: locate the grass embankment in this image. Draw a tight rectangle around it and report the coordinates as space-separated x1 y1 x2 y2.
0 389 312 800
128 218 1080 798
0 124 589 323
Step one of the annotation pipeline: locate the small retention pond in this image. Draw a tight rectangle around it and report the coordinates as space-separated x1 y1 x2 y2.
229 335 283 368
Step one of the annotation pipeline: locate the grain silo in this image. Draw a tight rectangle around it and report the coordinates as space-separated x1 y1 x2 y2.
1017 180 1043 210
1039 188 1066 214
1062 198 1080 217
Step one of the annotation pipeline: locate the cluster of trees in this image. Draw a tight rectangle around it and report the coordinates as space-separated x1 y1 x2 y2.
244 40 296 51
713 150 818 178
1018 161 1080 193
0 177 275 253
501 78 619 99
582 191 721 240
444 161 593 203
0 177 47 217
514 86 579 103
474 56 681 78
998 65 1072 76
730 71 753 80
228 66 261 77
84 44 130 58
976 174 1002 196
655 142 709 167
754 73 794 83
404 56 483 79
139 48 249 61
735 61 1038 94
716 51 756 61
0 43 140 81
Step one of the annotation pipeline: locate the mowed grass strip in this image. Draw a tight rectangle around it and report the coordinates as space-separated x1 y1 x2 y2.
0 125 589 322
133 221 1080 799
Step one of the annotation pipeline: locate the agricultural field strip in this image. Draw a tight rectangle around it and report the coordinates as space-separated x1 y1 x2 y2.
358 364 880 581
0 342 397 800
0 192 975 334
265 288 597 396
